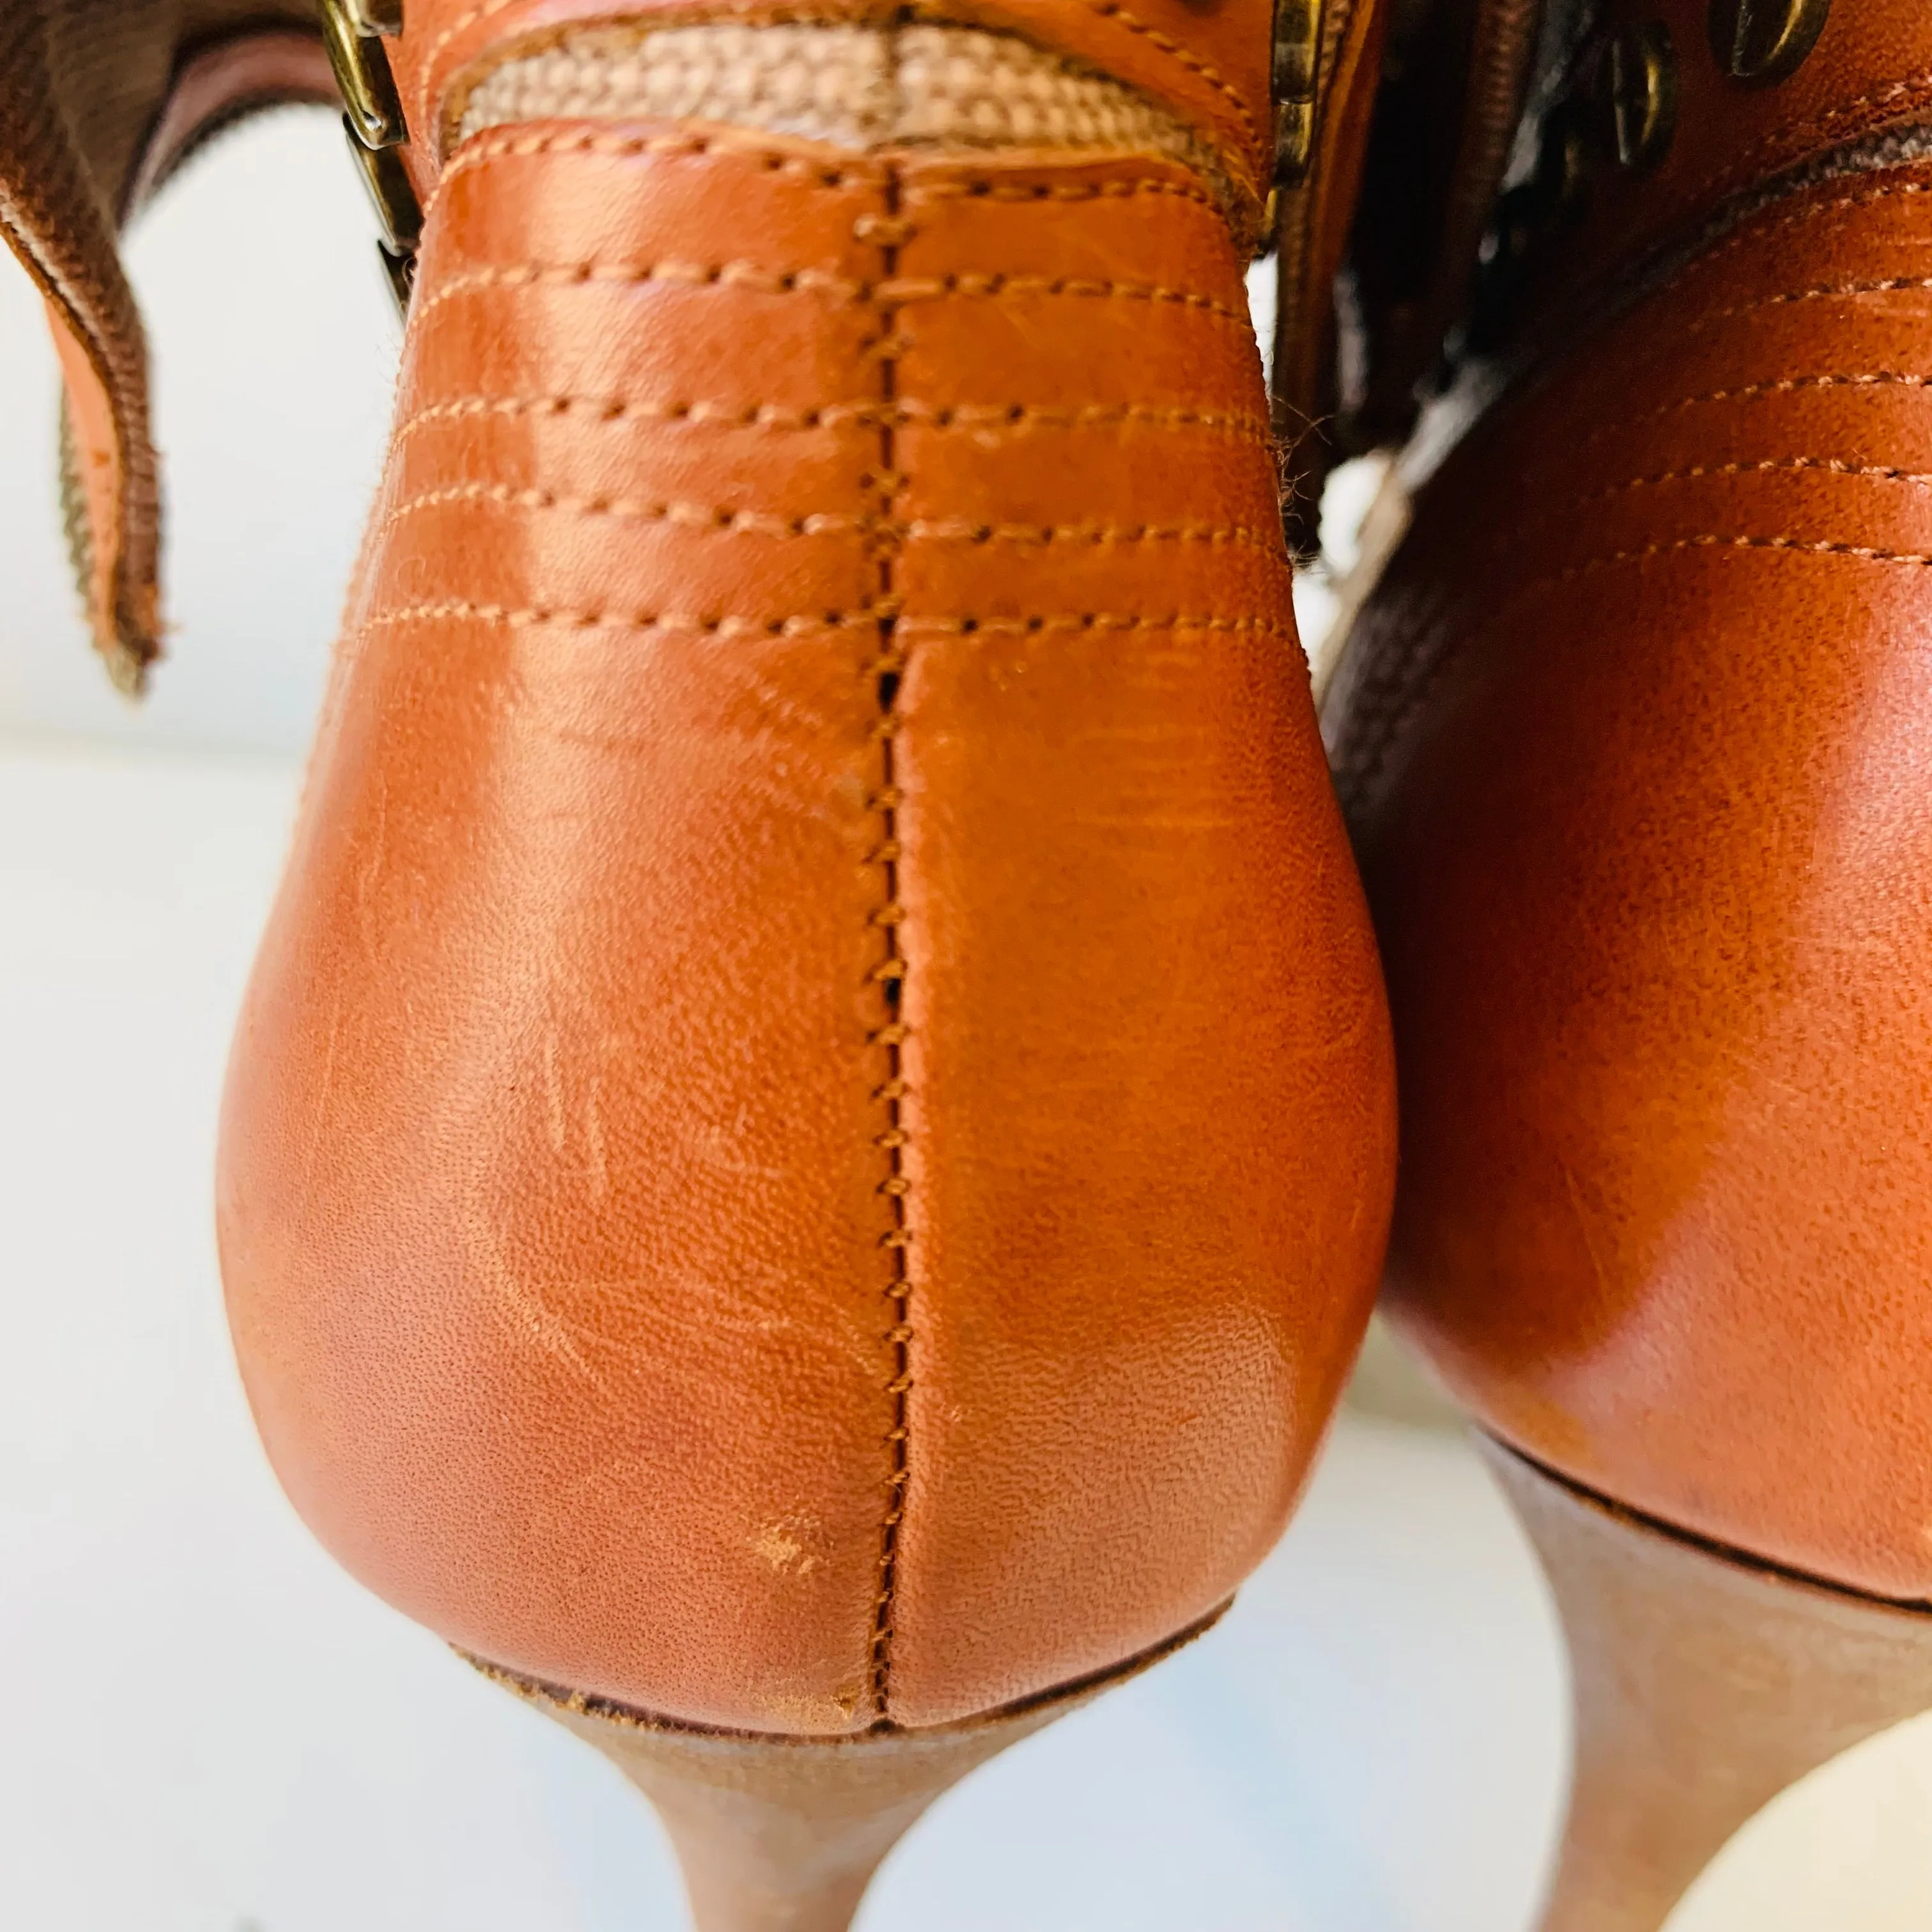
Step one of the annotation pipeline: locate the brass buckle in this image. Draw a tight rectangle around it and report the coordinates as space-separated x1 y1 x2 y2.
321 0 422 314
1272 0 1324 187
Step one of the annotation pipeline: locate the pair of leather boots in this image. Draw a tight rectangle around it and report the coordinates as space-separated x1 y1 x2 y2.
5 0 1931 1924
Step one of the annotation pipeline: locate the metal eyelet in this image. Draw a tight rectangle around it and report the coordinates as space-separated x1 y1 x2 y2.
1272 0 1324 186
322 0 422 314
1708 0 1834 86
1605 21 1679 171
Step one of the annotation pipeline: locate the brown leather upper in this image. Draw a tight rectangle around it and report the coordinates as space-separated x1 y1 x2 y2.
1330 0 1932 1601
218 0 1395 1735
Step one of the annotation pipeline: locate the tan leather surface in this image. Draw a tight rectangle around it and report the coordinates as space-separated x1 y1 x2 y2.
392 0 1275 209
220 96 1395 1731
1330 144 1932 1602
1518 0 1932 353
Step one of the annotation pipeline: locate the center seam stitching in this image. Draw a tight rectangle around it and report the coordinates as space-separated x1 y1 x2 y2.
864 151 913 1727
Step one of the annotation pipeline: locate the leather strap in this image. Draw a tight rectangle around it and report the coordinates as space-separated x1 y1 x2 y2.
0 4 329 689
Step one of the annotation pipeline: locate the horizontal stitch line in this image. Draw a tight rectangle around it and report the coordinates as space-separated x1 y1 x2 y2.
1703 273 1932 326
433 125 867 215
1581 371 1932 456
898 516 1278 549
1586 456 1932 503
1087 0 1257 142
411 258 868 320
376 482 1285 551
358 602 1295 639
1553 533 1932 580
388 393 1271 448
388 394 880 443
906 174 1217 211
377 480 865 539
1680 70 1932 213
359 602 872 635
411 261 1252 326
1671 176 1932 295
871 271 1250 322
893 611 1294 636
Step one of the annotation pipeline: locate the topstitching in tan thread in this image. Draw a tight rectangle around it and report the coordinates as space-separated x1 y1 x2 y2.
1581 454 1932 506
410 257 870 323
1549 532 1932 576
374 474 1282 548
356 600 1292 638
1694 273 1932 331
1562 369 1932 470
357 601 872 635
1084 0 1257 143
905 172 1218 212
387 391 1273 448
864 158 912 1728
408 259 1252 326
1678 175 1932 289
1678 70 1932 214
427 125 866 222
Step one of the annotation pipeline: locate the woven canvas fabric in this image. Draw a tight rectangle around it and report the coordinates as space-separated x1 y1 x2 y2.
457 21 1230 205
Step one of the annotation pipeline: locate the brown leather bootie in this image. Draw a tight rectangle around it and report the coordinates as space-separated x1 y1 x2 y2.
3 1 1397 1923
1324 0 1932 1924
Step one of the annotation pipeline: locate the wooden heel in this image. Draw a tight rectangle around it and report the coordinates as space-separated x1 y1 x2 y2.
468 1609 1219 1932
1486 1438 1932 1932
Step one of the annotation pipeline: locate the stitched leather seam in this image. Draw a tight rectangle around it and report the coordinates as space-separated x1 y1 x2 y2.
411 259 1254 326
1084 0 1257 145
1567 371 1932 466
1583 456 1932 505
1547 534 1932 577
864 162 911 1728
894 611 1293 634
873 270 1250 322
411 259 873 321
428 125 871 220
905 175 1218 211
436 127 1224 213
901 517 1278 548
375 479 1284 551
1678 72 1932 215
359 602 877 632
1696 274 1932 330
358 601 1294 636
1687 176 1932 286
375 482 866 537
388 392 1272 447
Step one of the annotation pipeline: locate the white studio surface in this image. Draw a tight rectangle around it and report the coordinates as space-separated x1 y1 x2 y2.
3 107 1931 1932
